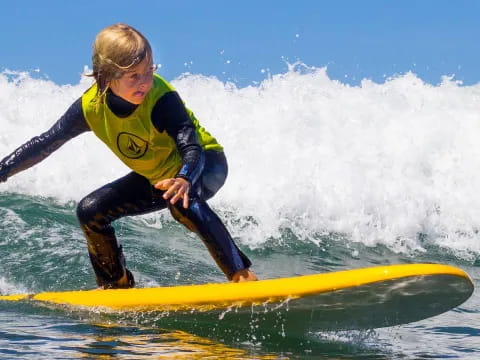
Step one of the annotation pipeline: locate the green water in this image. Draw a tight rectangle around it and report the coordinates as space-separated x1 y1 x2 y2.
0 193 479 359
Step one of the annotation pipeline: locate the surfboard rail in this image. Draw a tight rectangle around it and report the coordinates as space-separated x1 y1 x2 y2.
0 263 473 312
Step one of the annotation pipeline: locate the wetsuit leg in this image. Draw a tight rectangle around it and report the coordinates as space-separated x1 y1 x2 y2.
76 172 167 288
169 200 251 279
169 151 252 280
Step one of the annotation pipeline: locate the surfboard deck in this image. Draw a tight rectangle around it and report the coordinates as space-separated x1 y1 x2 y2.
0 264 474 332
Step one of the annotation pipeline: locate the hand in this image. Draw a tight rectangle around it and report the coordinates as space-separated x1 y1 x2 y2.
154 177 191 208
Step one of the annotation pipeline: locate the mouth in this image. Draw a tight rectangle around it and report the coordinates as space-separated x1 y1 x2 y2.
133 91 145 97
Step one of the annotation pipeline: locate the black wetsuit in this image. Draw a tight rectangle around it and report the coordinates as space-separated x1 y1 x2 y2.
0 89 251 287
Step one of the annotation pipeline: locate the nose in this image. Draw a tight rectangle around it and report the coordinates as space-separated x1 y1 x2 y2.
138 75 151 89
138 81 147 90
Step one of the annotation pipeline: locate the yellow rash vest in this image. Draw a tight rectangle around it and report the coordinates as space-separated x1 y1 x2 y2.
81 74 222 184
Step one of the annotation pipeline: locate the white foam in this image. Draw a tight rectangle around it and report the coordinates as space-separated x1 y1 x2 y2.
0 276 29 295
1 66 480 257
0 71 130 199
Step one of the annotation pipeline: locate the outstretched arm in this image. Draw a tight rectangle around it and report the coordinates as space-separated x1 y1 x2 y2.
0 98 90 182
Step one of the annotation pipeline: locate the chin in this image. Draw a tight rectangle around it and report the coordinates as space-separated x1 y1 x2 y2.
129 96 146 105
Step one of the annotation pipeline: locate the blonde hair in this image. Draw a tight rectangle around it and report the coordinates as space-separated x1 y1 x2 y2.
87 23 153 101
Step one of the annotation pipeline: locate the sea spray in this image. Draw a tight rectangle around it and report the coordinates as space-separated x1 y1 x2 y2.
1 66 480 258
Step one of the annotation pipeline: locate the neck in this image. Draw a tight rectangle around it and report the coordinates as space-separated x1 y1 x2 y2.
106 88 138 117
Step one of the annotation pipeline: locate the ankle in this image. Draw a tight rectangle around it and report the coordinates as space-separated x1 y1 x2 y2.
99 269 135 289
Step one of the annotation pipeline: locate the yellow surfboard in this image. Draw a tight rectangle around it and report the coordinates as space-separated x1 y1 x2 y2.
0 264 474 332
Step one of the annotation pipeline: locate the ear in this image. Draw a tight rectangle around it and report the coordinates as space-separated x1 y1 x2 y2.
107 79 115 89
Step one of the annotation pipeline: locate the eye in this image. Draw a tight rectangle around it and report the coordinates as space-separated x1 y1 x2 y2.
129 73 140 80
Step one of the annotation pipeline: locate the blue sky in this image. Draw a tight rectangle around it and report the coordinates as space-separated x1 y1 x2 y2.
1 1 479 86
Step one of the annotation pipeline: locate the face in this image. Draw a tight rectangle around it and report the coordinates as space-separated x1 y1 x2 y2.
109 58 155 105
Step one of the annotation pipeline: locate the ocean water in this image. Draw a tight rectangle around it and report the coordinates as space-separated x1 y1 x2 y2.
0 66 479 358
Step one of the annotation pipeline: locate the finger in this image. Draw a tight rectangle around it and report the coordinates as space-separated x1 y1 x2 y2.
169 185 186 204
181 184 190 208
182 192 189 208
154 180 166 190
163 183 179 199
155 179 174 190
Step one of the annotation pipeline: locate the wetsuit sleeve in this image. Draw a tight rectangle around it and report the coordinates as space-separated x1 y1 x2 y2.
151 91 204 185
0 98 90 182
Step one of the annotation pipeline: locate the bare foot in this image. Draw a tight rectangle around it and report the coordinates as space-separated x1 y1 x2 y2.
231 269 258 283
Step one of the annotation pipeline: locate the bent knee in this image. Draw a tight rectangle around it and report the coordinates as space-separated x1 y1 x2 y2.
76 196 100 225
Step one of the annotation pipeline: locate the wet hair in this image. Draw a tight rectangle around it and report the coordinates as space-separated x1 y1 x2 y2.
87 23 153 101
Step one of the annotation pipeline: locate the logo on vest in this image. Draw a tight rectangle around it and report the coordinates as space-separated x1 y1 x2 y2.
117 132 149 159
